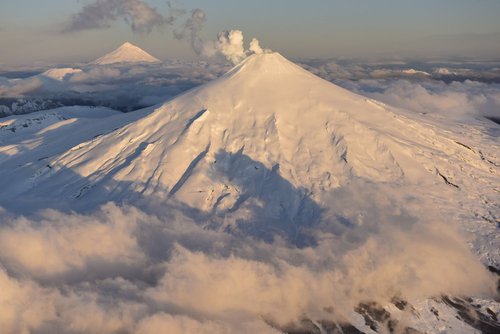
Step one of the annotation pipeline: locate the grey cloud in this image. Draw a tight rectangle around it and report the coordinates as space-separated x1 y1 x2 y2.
173 9 210 57
64 0 173 34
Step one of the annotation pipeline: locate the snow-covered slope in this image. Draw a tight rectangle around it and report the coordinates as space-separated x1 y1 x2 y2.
91 42 161 65
0 105 150 211
3 53 498 241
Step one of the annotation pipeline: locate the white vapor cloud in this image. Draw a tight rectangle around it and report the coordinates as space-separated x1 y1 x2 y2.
197 30 270 65
249 38 264 55
173 8 269 65
64 0 172 33
216 30 247 64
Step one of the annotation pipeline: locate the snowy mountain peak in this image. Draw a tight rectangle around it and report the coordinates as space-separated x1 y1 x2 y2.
90 42 161 65
121 42 135 48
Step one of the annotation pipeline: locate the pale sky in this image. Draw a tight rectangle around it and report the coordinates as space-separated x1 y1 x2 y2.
1 0 500 66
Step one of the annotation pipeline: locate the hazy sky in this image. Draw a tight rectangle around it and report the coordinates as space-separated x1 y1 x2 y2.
1 0 500 66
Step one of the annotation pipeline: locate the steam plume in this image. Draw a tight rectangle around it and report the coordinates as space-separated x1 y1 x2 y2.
173 9 208 57
64 1 270 64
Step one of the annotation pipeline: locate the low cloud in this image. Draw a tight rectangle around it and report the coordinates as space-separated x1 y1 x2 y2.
2 59 500 121
0 77 44 97
302 59 500 84
172 8 269 64
0 62 229 114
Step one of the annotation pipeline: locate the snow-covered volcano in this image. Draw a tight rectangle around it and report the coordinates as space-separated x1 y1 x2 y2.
6 52 498 242
1 52 499 333
91 42 161 65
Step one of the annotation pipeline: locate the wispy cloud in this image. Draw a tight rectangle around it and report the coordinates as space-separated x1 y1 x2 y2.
63 0 174 34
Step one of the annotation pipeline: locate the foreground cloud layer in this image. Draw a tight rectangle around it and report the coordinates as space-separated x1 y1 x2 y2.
0 177 495 334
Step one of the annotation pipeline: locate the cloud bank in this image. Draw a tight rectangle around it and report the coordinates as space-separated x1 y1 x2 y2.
345 79 500 121
300 59 500 122
2 57 500 126
0 62 229 115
